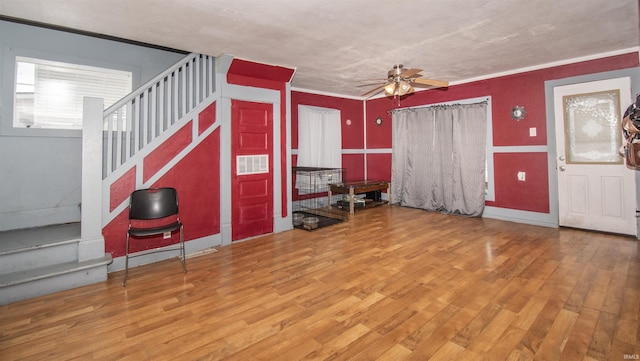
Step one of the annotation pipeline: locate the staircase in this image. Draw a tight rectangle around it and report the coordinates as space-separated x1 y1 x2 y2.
103 53 216 181
0 223 112 305
0 53 217 305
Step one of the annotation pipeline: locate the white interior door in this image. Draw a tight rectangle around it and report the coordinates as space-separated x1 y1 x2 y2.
554 77 636 236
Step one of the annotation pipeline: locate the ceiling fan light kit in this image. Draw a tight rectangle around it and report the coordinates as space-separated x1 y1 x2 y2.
399 81 413 95
386 80 413 96
363 64 449 99
384 83 396 95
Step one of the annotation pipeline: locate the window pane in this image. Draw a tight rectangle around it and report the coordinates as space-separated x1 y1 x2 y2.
13 57 132 129
563 90 622 164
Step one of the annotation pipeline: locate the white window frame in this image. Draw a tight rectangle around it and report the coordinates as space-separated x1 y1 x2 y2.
13 56 132 131
1 47 139 138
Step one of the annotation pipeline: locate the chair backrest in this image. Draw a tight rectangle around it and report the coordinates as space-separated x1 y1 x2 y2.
129 188 179 220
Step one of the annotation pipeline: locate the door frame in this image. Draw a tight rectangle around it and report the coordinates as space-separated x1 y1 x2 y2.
217 78 285 246
230 99 274 241
544 67 640 236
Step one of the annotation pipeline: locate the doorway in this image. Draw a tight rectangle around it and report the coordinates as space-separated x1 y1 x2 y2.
553 77 636 235
231 100 274 241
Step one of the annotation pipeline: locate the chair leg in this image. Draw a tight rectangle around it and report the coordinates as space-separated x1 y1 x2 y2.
123 233 130 287
179 225 187 273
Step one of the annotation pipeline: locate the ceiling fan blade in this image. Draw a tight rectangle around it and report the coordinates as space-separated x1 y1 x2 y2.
356 82 388 88
361 84 388 97
357 78 389 82
413 78 449 88
401 68 422 78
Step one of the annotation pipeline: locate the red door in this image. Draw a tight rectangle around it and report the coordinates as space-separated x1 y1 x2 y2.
231 100 273 241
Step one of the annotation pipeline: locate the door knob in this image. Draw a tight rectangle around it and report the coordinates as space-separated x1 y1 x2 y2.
559 166 566 171
559 156 565 161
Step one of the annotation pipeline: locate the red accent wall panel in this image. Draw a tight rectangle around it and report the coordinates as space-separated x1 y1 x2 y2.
367 114 393 149
143 121 192 183
152 129 220 243
198 101 216 136
490 75 546 146
227 58 295 84
493 152 549 213
366 153 392 182
291 91 364 150
103 129 221 257
109 166 136 212
102 210 129 257
342 154 365 182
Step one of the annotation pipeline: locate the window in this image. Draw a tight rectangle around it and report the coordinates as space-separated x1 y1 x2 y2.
295 106 343 195
297 105 342 168
14 57 132 130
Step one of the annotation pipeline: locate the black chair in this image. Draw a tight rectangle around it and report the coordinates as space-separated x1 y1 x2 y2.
123 187 187 286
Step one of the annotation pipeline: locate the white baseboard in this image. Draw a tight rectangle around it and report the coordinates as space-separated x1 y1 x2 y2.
107 234 221 272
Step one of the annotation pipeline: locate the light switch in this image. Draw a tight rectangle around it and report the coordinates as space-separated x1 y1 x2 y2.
517 171 526 181
529 127 537 137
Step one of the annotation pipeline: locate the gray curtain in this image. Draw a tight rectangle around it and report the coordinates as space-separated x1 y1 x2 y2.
391 102 487 216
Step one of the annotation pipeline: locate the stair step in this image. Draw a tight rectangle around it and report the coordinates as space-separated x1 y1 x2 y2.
0 223 81 255
0 255 112 287
0 255 112 305
0 223 81 274
0 223 112 305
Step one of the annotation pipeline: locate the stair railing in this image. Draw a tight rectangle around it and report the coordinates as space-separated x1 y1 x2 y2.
102 53 215 179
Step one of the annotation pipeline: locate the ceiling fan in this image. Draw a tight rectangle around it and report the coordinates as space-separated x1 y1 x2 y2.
360 64 449 98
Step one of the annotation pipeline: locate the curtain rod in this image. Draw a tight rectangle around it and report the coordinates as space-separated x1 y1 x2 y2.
388 97 490 114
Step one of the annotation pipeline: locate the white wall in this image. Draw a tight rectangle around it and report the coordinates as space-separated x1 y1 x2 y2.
0 20 186 231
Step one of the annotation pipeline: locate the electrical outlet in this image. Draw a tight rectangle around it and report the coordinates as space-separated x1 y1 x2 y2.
529 127 537 137
163 232 171 239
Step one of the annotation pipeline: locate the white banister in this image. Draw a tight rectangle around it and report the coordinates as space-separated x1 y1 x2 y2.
81 97 106 261
102 53 216 178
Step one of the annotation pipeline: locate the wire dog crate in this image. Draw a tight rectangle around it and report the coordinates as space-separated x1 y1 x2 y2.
292 167 347 230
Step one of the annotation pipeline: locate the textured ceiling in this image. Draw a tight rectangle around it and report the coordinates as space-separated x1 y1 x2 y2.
0 0 638 97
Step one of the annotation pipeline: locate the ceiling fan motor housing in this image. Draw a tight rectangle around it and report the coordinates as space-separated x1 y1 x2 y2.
388 64 405 79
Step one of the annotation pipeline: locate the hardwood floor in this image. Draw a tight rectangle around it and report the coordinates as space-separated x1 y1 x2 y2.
1 206 639 360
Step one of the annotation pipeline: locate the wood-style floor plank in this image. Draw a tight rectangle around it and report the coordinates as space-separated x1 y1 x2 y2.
1 205 639 360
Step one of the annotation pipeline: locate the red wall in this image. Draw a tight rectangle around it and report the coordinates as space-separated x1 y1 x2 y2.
295 53 639 214
493 152 549 213
365 53 638 213
103 128 221 257
367 153 392 181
